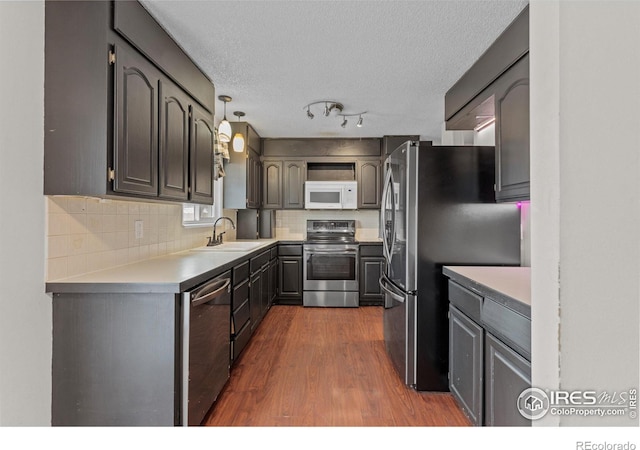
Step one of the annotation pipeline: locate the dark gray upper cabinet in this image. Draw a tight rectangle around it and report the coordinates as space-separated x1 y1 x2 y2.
263 160 283 209
356 160 381 209
223 122 261 209
189 104 215 204
283 161 306 209
445 5 528 128
495 54 530 202
113 1 214 113
262 160 305 210
44 1 215 204
113 44 160 197
159 78 190 201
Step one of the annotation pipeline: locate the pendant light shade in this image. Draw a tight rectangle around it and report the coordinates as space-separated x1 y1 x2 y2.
233 133 245 152
232 111 246 153
218 95 232 143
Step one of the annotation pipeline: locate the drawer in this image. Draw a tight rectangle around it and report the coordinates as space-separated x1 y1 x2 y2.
270 247 278 260
232 297 250 334
359 243 383 257
232 278 249 310
233 260 249 286
448 280 483 323
250 250 270 273
482 297 531 360
232 320 251 361
278 244 302 256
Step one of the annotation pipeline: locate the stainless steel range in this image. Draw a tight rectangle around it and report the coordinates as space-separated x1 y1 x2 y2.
303 220 359 307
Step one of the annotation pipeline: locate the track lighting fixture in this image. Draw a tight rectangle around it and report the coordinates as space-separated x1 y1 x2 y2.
303 101 367 129
337 112 367 129
232 111 245 153
303 101 344 120
218 95 232 143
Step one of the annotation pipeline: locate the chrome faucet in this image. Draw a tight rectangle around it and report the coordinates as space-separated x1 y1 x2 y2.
207 216 236 246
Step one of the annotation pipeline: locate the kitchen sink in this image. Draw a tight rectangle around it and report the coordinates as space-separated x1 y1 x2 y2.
190 242 265 252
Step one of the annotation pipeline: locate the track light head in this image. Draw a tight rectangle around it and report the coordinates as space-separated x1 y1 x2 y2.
356 115 363 127
323 103 330 117
307 107 314 119
341 117 348 128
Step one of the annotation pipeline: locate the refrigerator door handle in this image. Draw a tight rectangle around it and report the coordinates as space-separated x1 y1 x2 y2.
381 167 396 263
379 274 405 303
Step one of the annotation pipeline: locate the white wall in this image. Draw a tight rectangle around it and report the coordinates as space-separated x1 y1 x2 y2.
0 1 51 425
531 0 639 426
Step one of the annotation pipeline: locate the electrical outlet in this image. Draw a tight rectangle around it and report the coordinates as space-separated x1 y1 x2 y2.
135 220 143 239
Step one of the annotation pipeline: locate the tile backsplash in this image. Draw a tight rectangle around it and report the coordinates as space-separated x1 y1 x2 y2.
45 196 234 280
275 209 380 241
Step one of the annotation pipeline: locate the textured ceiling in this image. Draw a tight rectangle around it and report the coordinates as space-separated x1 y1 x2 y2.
140 0 528 140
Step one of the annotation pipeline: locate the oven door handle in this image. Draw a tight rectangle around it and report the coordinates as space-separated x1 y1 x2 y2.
304 249 358 255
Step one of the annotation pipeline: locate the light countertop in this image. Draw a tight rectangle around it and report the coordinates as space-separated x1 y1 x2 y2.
442 266 531 317
46 239 278 294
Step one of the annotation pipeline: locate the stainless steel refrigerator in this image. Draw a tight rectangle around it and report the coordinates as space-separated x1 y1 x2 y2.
379 141 520 391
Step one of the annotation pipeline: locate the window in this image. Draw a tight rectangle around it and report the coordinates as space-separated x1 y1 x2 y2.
182 178 224 227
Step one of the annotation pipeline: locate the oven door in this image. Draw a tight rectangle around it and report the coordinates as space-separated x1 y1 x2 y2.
303 245 359 291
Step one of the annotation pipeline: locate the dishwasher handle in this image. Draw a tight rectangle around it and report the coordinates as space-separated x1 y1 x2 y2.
191 278 231 307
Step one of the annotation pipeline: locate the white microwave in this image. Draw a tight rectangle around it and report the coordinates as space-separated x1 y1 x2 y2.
305 181 358 209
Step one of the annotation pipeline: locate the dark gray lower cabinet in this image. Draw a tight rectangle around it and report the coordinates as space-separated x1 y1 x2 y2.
359 243 384 306
359 257 385 306
449 305 483 426
231 260 251 363
446 277 531 426
249 270 262 332
277 245 303 305
52 293 178 426
485 332 532 426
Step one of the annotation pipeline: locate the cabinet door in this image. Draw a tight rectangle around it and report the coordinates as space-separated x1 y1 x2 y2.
114 44 160 196
189 104 215 204
250 271 261 333
449 305 484 426
359 256 385 305
277 257 302 303
269 258 278 304
495 54 530 202
263 160 283 209
246 151 261 209
485 332 532 426
158 79 190 201
357 160 381 208
260 264 270 318
283 160 306 209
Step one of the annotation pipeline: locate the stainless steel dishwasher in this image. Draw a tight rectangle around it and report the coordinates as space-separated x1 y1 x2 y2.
181 270 231 426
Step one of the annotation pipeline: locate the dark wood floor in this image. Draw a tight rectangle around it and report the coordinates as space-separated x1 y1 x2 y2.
204 305 471 427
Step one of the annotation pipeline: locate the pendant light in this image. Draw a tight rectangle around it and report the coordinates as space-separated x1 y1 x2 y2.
218 95 232 143
232 111 245 153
